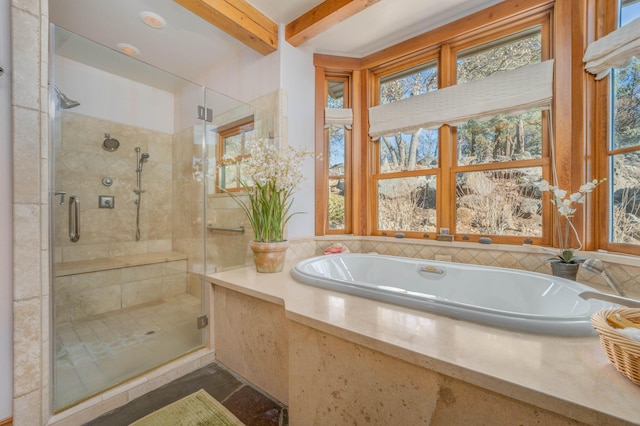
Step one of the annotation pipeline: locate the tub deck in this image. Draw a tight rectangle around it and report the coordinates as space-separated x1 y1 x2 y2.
207 259 639 425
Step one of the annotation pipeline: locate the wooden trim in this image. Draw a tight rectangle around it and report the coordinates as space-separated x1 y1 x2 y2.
608 145 640 156
591 0 640 256
315 67 328 235
351 69 365 235
435 43 452 233
314 54 363 71
173 0 278 55
286 0 380 47
0 416 12 426
360 0 554 69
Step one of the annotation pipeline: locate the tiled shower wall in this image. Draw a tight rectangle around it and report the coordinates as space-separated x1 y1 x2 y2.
11 0 50 424
55 112 174 263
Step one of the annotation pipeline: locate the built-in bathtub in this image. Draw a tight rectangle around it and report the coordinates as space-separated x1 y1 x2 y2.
291 253 618 336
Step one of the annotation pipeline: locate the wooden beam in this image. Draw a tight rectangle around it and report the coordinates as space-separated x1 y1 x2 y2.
174 0 278 55
286 0 380 47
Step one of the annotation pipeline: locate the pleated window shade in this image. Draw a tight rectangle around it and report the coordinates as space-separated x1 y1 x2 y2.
368 60 554 140
583 17 640 80
324 108 353 129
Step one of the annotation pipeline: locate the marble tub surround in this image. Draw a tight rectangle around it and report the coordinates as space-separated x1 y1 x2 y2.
289 322 585 425
214 287 289 405
207 260 640 425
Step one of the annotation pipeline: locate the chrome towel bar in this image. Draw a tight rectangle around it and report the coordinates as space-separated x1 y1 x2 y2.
206 225 245 234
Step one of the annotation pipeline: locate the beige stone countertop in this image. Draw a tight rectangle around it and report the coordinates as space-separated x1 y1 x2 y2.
207 260 640 425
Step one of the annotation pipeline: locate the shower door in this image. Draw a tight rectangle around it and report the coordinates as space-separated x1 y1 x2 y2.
50 26 208 411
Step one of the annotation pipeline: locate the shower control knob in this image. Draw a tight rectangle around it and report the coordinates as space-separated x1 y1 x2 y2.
102 177 113 186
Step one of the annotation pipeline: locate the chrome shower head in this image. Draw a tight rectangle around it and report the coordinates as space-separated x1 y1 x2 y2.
54 86 80 109
102 134 120 152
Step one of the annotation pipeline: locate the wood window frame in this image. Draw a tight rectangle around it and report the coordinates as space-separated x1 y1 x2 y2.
215 116 254 193
366 15 552 243
592 0 640 256
323 74 353 235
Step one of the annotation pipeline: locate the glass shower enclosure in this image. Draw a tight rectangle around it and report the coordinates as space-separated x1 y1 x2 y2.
50 25 272 410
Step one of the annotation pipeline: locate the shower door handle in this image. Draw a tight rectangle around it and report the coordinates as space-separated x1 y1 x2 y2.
69 195 80 242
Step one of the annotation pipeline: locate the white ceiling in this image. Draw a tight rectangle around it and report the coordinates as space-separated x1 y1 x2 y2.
49 0 502 86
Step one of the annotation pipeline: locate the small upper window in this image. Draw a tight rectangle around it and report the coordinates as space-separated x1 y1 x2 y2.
216 117 255 192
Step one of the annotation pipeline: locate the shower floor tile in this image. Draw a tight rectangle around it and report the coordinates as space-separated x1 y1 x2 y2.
54 294 202 410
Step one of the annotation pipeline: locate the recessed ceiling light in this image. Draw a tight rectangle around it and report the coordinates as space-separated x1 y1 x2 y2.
117 43 140 56
139 11 166 29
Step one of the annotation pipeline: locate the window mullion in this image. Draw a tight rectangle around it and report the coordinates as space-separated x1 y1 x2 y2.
438 44 454 233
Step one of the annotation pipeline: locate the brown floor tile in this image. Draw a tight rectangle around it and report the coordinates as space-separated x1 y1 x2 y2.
224 385 286 426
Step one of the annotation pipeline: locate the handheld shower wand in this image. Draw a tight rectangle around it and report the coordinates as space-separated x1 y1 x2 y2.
134 147 150 240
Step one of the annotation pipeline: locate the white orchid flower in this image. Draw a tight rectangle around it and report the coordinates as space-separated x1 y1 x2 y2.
553 188 567 199
579 182 596 192
537 180 551 191
569 192 584 203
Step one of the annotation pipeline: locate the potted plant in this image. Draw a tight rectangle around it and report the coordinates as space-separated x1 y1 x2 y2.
219 138 313 273
537 178 606 280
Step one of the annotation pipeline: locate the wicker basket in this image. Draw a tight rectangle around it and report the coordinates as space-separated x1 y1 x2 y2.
591 308 640 385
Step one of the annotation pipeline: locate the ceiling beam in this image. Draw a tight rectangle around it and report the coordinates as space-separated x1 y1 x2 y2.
285 0 380 47
174 0 278 55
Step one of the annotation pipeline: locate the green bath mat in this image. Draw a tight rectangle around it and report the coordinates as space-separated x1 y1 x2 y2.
129 389 245 426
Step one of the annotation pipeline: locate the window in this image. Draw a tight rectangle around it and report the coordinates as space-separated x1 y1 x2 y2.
605 0 640 250
216 117 255 192
452 28 545 240
374 60 439 234
370 23 548 241
314 2 555 245
322 75 352 233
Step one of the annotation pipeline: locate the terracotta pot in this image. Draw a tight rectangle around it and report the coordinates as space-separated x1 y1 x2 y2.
249 240 289 273
550 261 579 281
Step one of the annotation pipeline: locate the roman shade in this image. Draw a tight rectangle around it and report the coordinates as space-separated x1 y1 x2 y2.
325 108 353 129
583 17 640 80
368 59 554 140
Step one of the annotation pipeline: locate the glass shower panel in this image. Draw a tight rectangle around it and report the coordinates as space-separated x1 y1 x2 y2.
50 26 206 411
203 87 274 271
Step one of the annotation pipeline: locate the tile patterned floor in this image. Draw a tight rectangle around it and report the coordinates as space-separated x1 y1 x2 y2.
84 362 288 425
54 294 203 409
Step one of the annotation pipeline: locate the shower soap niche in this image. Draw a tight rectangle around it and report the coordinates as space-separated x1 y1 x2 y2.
99 195 115 208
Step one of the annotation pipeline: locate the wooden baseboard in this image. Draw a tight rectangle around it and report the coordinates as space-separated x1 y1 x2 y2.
0 416 12 426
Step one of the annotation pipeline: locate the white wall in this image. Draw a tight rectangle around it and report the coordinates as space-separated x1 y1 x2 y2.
199 46 281 102
279 32 316 238
54 56 175 134
0 0 13 420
